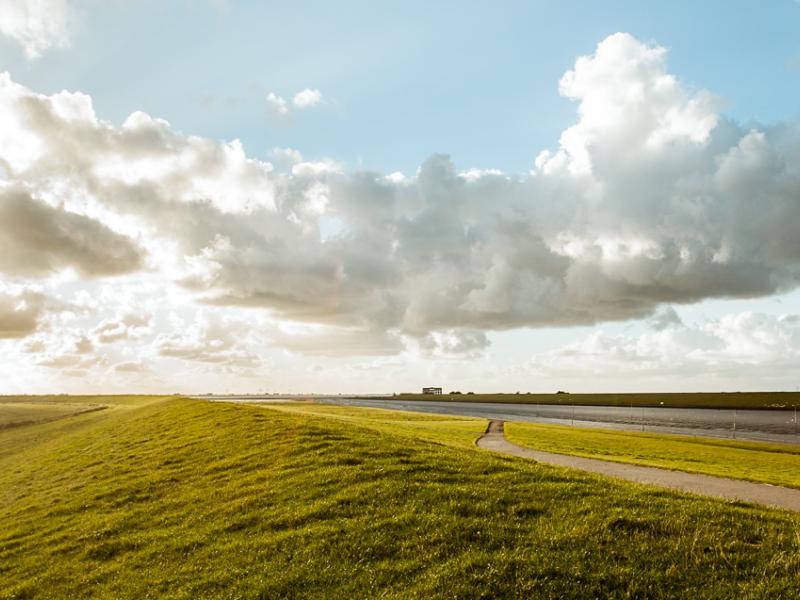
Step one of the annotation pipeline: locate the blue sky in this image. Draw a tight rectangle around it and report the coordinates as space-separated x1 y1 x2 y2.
1 1 800 394
3 1 798 175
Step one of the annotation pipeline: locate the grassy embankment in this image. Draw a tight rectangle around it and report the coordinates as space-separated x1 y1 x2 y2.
393 392 800 409
505 422 800 489
0 396 109 430
1 396 799 598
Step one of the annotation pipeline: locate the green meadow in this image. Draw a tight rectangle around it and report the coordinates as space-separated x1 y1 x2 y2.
0 397 107 430
505 421 800 489
1 396 799 598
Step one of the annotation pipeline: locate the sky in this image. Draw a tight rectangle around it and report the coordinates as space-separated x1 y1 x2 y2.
1 0 799 394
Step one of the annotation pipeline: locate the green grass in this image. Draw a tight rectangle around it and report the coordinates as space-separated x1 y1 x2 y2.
258 401 488 448
0 397 798 598
393 391 800 409
505 421 800 489
0 394 176 408
0 400 105 429
0 396 171 463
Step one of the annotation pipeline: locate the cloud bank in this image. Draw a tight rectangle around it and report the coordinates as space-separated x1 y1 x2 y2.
1 33 800 367
531 309 800 383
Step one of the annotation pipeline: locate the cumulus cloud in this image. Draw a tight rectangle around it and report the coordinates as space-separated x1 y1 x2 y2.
1 33 800 359
265 92 289 117
0 285 45 338
30 330 104 373
91 309 151 343
0 0 71 59
154 312 261 367
292 88 323 109
113 360 149 374
267 88 325 118
0 185 144 278
0 71 278 215
539 33 720 176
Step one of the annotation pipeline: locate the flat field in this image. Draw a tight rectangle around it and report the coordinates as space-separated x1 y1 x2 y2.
393 391 800 409
505 421 800 489
1 396 799 598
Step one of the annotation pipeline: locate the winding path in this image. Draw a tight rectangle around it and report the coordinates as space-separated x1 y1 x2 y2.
476 420 800 512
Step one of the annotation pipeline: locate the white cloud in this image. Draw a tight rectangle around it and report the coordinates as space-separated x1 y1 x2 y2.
30 329 104 372
113 360 149 374
92 309 151 343
154 311 261 368
265 92 289 117
267 88 325 118
530 310 800 382
0 0 71 59
292 88 323 109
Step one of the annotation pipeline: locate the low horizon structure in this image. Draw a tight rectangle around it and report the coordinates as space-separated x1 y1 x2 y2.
422 387 442 395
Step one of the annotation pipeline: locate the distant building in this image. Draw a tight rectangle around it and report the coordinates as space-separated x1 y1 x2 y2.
422 387 442 395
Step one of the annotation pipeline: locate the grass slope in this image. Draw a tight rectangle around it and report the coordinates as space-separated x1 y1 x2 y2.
0 397 798 599
0 401 105 429
505 422 800 489
256 402 488 448
393 392 800 409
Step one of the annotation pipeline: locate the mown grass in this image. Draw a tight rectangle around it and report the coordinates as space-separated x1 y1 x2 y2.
394 391 800 410
0 397 798 599
0 401 104 429
257 402 488 448
0 396 171 463
505 421 800 489
0 395 174 407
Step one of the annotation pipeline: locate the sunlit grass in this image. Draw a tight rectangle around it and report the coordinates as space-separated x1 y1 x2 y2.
0 397 798 598
258 401 488 447
0 395 175 407
0 396 171 463
506 421 800 489
0 401 104 429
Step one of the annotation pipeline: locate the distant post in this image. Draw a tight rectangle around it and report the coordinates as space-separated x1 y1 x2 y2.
732 409 736 440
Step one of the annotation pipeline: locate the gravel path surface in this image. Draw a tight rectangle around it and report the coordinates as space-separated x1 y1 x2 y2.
477 420 800 512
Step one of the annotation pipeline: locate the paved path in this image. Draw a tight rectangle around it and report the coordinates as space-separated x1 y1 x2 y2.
477 420 800 512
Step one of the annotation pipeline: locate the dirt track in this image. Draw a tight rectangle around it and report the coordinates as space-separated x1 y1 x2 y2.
477 420 800 512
